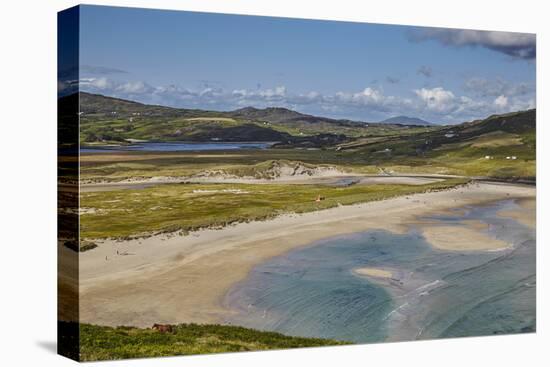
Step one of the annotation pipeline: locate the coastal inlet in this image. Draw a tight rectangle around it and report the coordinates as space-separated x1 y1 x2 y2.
224 200 536 343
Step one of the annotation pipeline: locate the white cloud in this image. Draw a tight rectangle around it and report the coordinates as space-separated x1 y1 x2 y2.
494 95 508 108
336 87 384 105
358 87 383 103
330 87 410 113
414 87 456 112
116 80 154 94
73 77 535 123
79 77 114 90
233 86 287 101
509 98 535 112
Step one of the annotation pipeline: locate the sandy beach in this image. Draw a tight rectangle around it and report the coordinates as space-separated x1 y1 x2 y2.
75 182 535 327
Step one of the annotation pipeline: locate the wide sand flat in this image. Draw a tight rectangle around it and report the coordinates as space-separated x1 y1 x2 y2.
419 224 509 251
497 197 536 229
76 182 535 327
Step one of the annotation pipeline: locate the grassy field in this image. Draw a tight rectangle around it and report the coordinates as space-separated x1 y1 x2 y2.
80 146 534 183
76 92 437 144
79 107 536 182
335 110 536 179
80 115 428 142
76 323 347 361
341 129 536 178
77 101 534 240
80 178 468 239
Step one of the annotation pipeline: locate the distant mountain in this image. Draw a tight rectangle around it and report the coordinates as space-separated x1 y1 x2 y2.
73 92 362 147
230 106 309 123
78 92 357 126
379 116 435 126
229 106 365 128
79 92 205 117
75 92 423 145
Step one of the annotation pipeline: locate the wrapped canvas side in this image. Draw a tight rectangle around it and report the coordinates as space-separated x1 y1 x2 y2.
57 5 80 362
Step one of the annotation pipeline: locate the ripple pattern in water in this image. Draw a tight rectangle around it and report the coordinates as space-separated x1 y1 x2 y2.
224 200 535 343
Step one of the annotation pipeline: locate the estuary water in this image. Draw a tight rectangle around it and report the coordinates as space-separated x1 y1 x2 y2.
80 141 275 153
225 200 535 343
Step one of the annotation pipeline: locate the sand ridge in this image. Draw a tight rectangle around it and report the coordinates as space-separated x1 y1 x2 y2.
353 267 394 279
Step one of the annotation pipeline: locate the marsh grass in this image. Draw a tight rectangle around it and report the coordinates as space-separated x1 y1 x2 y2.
80 178 468 239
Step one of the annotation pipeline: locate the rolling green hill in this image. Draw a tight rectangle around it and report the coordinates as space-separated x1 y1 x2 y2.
336 109 536 179
73 92 435 144
379 115 435 126
71 92 535 179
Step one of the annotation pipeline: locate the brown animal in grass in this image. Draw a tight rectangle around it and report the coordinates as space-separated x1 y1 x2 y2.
152 323 173 333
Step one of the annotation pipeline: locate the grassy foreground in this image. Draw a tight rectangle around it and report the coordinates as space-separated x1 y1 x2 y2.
79 323 347 361
80 178 468 239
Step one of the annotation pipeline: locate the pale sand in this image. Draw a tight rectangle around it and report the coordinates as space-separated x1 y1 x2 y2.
76 182 535 327
460 219 492 231
497 198 536 229
353 267 394 279
419 224 509 251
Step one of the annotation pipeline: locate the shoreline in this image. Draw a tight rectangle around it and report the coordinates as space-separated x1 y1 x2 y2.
75 182 535 327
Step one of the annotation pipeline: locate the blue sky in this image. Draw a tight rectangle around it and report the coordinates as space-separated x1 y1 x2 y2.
70 5 536 124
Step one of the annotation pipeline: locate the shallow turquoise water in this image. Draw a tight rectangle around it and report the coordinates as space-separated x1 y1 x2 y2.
225 200 536 343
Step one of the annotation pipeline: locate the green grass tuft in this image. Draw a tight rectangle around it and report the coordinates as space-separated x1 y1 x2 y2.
78 322 348 361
